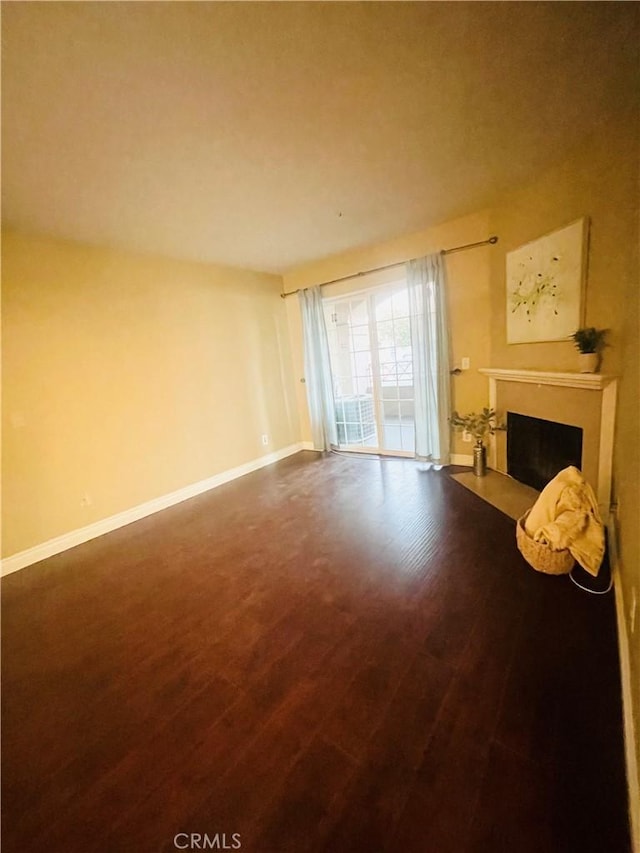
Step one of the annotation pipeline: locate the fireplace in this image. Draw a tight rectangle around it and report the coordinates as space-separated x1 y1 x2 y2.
479 368 618 516
507 412 583 492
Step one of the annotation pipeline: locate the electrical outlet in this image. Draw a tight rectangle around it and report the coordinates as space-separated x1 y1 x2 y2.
462 430 472 443
461 357 470 370
261 434 269 446
81 493 92 507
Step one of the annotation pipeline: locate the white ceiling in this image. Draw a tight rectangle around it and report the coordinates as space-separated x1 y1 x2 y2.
2 2 637 274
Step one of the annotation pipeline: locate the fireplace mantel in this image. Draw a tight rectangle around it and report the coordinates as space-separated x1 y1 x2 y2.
478 367 618 514
478 367 617 391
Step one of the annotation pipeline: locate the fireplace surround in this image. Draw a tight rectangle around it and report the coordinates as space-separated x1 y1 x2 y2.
479 368 618 516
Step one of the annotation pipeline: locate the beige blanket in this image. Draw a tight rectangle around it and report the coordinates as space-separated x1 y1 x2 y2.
524 466 604 576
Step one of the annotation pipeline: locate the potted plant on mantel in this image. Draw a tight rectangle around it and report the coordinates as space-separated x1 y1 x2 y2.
450 408 505 477
570 327 608 373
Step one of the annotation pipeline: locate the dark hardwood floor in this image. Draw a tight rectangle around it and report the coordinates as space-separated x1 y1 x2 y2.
2 451 630 852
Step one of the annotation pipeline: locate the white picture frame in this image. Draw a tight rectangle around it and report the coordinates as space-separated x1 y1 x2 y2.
506 218 588 344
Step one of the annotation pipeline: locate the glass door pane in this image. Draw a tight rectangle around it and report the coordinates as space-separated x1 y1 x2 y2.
324 297 379 449
324 279 415 457
373 287 415 454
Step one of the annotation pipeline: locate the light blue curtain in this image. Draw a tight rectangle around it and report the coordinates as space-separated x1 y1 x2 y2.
407 254 451 464
299 287 338 451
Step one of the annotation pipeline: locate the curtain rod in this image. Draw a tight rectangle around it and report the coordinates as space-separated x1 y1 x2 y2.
279 235 498 298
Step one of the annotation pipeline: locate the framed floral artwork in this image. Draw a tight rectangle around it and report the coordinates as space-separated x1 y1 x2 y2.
506 218 588 344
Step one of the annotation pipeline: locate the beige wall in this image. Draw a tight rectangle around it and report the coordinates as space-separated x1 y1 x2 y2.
283 210 493 456
487 119 640 779
618 203 640 788
488 126 637 376
1 231 299 557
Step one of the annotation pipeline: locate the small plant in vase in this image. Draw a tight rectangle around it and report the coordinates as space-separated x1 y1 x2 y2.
450 408 505 477
570 327 607 373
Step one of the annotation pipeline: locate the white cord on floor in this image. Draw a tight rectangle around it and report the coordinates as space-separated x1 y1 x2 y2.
568 567 613 595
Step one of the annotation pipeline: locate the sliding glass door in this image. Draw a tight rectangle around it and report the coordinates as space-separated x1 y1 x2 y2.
323 280 415 456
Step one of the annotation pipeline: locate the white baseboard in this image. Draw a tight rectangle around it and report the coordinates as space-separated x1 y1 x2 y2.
302 445 469 463
449 453 474 466
609 518 640 853
1 443 305 577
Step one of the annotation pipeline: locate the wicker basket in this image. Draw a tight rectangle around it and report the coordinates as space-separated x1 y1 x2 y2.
516 510 574 575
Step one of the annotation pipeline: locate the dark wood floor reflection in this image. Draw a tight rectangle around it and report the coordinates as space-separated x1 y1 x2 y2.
2 452 630 852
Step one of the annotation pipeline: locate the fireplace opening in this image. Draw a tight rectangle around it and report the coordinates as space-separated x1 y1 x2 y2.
507 412 583 492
